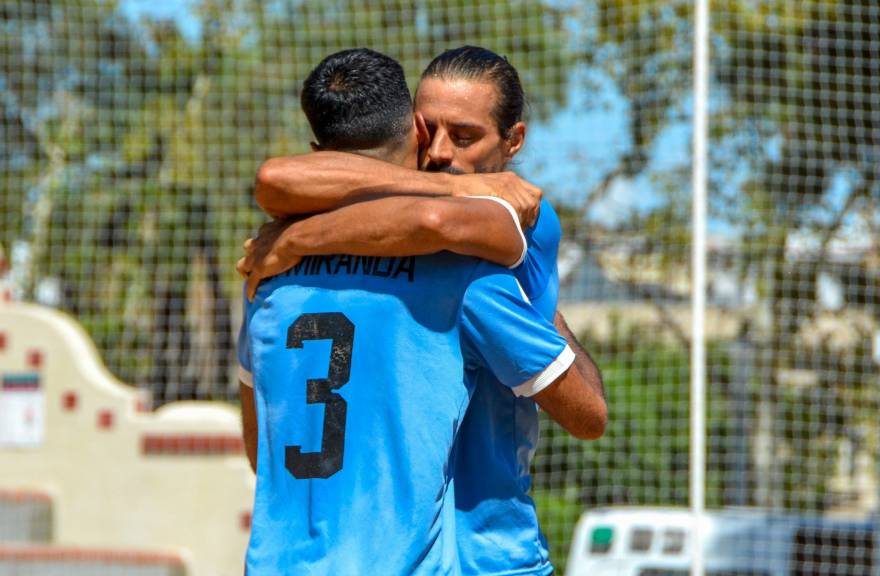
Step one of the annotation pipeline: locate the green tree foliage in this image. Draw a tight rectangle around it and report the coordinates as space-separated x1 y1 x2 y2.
533 332 740 571
710 0 879 511
0 0 574 401
559 0 878 518
3 2 876 568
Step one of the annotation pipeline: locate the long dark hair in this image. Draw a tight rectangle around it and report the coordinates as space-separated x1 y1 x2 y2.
421 46 525 138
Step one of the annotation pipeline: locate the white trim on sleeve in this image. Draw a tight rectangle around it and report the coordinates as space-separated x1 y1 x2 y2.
467 196 528 269
512 345 575 398
238 365 254 388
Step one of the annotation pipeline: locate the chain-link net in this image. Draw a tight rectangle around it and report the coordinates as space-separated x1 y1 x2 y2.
703 1 879 573
533 2 698 569
1 0 878 574
540 1 879 572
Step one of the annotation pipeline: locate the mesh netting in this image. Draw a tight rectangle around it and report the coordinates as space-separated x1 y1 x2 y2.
1 0 878 573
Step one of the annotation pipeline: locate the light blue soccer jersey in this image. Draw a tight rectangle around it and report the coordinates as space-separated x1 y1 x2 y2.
454 200 563 576
237 250 573 576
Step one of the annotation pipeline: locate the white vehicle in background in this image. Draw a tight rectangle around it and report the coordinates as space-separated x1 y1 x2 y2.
564 507 876 576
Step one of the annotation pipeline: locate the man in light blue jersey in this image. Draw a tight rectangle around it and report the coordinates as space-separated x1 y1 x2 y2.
239 47 606 575
237 48 603 575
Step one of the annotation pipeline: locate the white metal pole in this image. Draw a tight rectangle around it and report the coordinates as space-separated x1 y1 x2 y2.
691 0 710 574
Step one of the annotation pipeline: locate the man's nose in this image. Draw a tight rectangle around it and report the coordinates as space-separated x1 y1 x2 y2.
427 131 454 165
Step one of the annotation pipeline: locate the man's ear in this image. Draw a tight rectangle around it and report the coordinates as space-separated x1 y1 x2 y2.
414 112 430 149
504 121 526 160
309 141 322 152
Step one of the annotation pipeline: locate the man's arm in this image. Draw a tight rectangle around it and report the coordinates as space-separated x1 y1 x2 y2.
256 152 454 216
255 151 542 226
239 196 526 301
532 312 606 440
461 268 606 441
240 382 258 473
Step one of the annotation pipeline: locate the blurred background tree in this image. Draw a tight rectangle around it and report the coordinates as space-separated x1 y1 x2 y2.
2 1 877 572
0 0 575 403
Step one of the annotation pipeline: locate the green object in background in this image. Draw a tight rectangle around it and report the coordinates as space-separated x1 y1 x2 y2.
591 526 614 554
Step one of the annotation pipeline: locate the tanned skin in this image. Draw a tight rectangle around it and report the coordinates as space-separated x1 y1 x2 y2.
239 76 606 444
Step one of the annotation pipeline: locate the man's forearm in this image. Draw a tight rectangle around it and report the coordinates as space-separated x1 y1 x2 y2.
554 312 604 401
278 196 525 266
240 383 258 473
256 152 457 217
532 314 607 440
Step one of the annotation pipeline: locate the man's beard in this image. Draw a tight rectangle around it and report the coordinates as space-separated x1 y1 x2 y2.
423 164 499 175
424 164 465 175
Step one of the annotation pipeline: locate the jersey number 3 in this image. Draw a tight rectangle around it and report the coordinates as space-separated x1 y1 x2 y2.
286 312 355 479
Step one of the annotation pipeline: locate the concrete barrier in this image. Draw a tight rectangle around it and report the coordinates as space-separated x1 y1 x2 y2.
0 302 255 576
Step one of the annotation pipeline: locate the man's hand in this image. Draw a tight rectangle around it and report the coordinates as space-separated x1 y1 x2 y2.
237 219 303 301
452 171 542 227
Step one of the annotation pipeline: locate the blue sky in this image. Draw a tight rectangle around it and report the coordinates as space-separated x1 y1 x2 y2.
122 0 202 41
519 66 692 224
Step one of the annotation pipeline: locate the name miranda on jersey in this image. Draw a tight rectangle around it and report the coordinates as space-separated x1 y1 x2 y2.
285 255 416 282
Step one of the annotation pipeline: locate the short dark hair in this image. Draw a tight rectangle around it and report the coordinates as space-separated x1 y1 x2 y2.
420 46 525 138
301 49 412 151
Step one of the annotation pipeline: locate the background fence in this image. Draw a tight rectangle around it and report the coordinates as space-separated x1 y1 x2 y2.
1 0 878 572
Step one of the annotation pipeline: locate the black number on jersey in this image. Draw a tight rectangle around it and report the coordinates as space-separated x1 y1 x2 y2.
286 312 355 479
